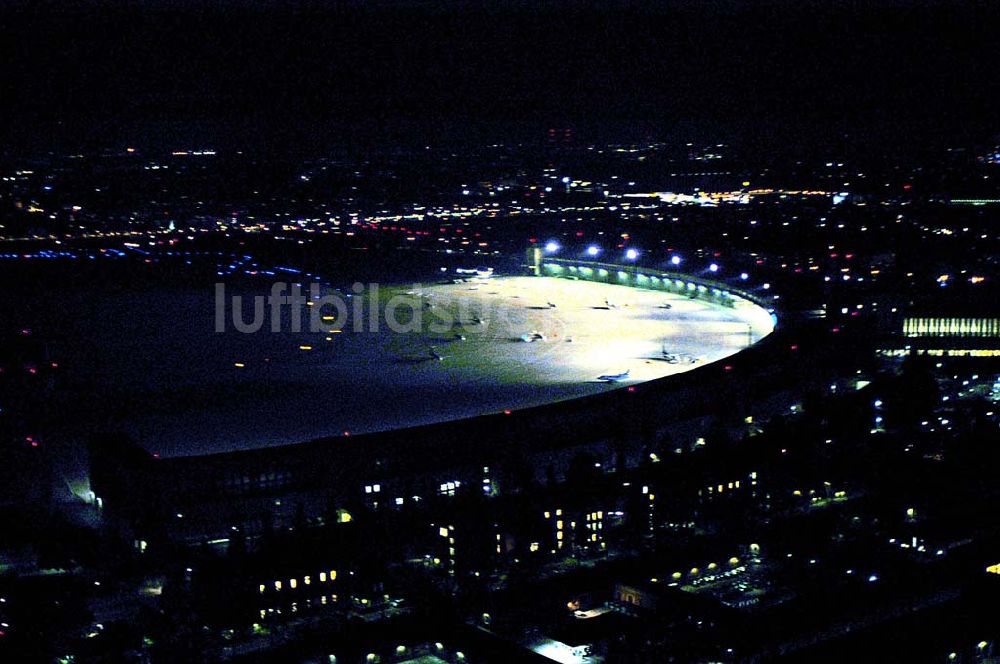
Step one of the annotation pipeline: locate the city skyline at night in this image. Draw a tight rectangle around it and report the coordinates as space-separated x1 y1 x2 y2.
2 2 1000 663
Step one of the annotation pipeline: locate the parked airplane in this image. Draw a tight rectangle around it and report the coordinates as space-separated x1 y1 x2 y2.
597 369 630 382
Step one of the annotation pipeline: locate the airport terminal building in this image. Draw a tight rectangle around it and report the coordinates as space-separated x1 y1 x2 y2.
89 260 809 551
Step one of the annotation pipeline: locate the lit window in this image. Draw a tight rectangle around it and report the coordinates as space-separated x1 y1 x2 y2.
438 481 460 496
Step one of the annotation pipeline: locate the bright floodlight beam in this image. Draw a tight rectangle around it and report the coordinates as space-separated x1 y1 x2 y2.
625 248 639 260
544 241 560 254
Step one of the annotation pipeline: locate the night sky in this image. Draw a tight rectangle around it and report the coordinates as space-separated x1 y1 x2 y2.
2 0 999 153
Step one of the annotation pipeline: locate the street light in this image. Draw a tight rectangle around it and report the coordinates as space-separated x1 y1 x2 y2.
625 248 639 261
586 245 600 257
709 263 719 273
544 241 560 254
670 255 682 266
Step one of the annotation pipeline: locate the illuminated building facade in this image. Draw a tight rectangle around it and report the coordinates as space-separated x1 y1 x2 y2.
881 314 1000 359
